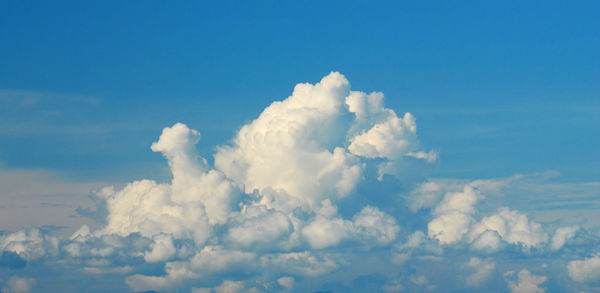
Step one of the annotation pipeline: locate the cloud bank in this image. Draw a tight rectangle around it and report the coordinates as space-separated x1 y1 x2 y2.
1 72 599 292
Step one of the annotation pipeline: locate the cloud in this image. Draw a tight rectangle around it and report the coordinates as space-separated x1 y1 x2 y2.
409 275 435 291
225 205 292 249
568 254 600 283
469 207 548 249
464 257 495 287
144 234 176 263
192 280 246 293
277 276 295 291
421 177 550 250
0 229 59 261
550 226 579 251
504 270 547 293
214 73 361 211
1 72 599 292
214 72 433 212
427 186 479 244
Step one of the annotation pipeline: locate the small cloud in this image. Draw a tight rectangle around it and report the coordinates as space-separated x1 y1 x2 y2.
277 276 295 291
464 257 495 287
568 254 600 283
504 269 547 293
550 226 579 250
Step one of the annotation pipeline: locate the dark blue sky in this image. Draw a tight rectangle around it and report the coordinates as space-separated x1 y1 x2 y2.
1 0 598 182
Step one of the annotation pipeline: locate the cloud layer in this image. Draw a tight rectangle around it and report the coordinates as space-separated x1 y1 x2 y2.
1 72 599 292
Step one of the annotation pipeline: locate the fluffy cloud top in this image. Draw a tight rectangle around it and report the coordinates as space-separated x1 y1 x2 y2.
86 72 426 290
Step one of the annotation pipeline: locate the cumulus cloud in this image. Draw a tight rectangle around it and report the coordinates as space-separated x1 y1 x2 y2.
144 234 176 263
504 270 547 293
464 257 495 287
427 186 479 244
225 205 292 249
1 72 599 292
0 229 59 261
568 254 600 283
301 204 352 249
214 73 361 211
422 178 550 250
214 72 432 212
469 208 548 249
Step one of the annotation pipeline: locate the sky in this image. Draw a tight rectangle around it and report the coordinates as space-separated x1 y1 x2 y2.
0 1 599 292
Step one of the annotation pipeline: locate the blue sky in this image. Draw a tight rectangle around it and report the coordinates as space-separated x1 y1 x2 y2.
1 1 599 292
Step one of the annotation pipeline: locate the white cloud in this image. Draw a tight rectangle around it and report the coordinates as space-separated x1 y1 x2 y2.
0 229 59 260
83 265 133 274
214 280 245 293
225 205 292 248
188 246 256 274
427 186 479 244
432 186 480 216
144 234 176 263
352 205 399 245
151 123 241 225
214 72 432 212
3 73 599 293
409 275 435 291
191 280 248 293
301 201 400 249
348 111 417 160
302 216 352 249
259 251 339 277
568 254 600 283
550 226 579 250
470 208 548 248
301 199 352 249
470 230 502 251
214 73 362 211
96 123 244 244
126 261 197 292
422 178 550 250
504 270 547 293
96 180 211 244
53 72 432 291
464 257 495 287
405 180 448 212
428 211 472 244
277 276 295 291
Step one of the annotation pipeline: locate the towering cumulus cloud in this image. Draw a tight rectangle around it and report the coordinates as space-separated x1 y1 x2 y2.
0 72 598 292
